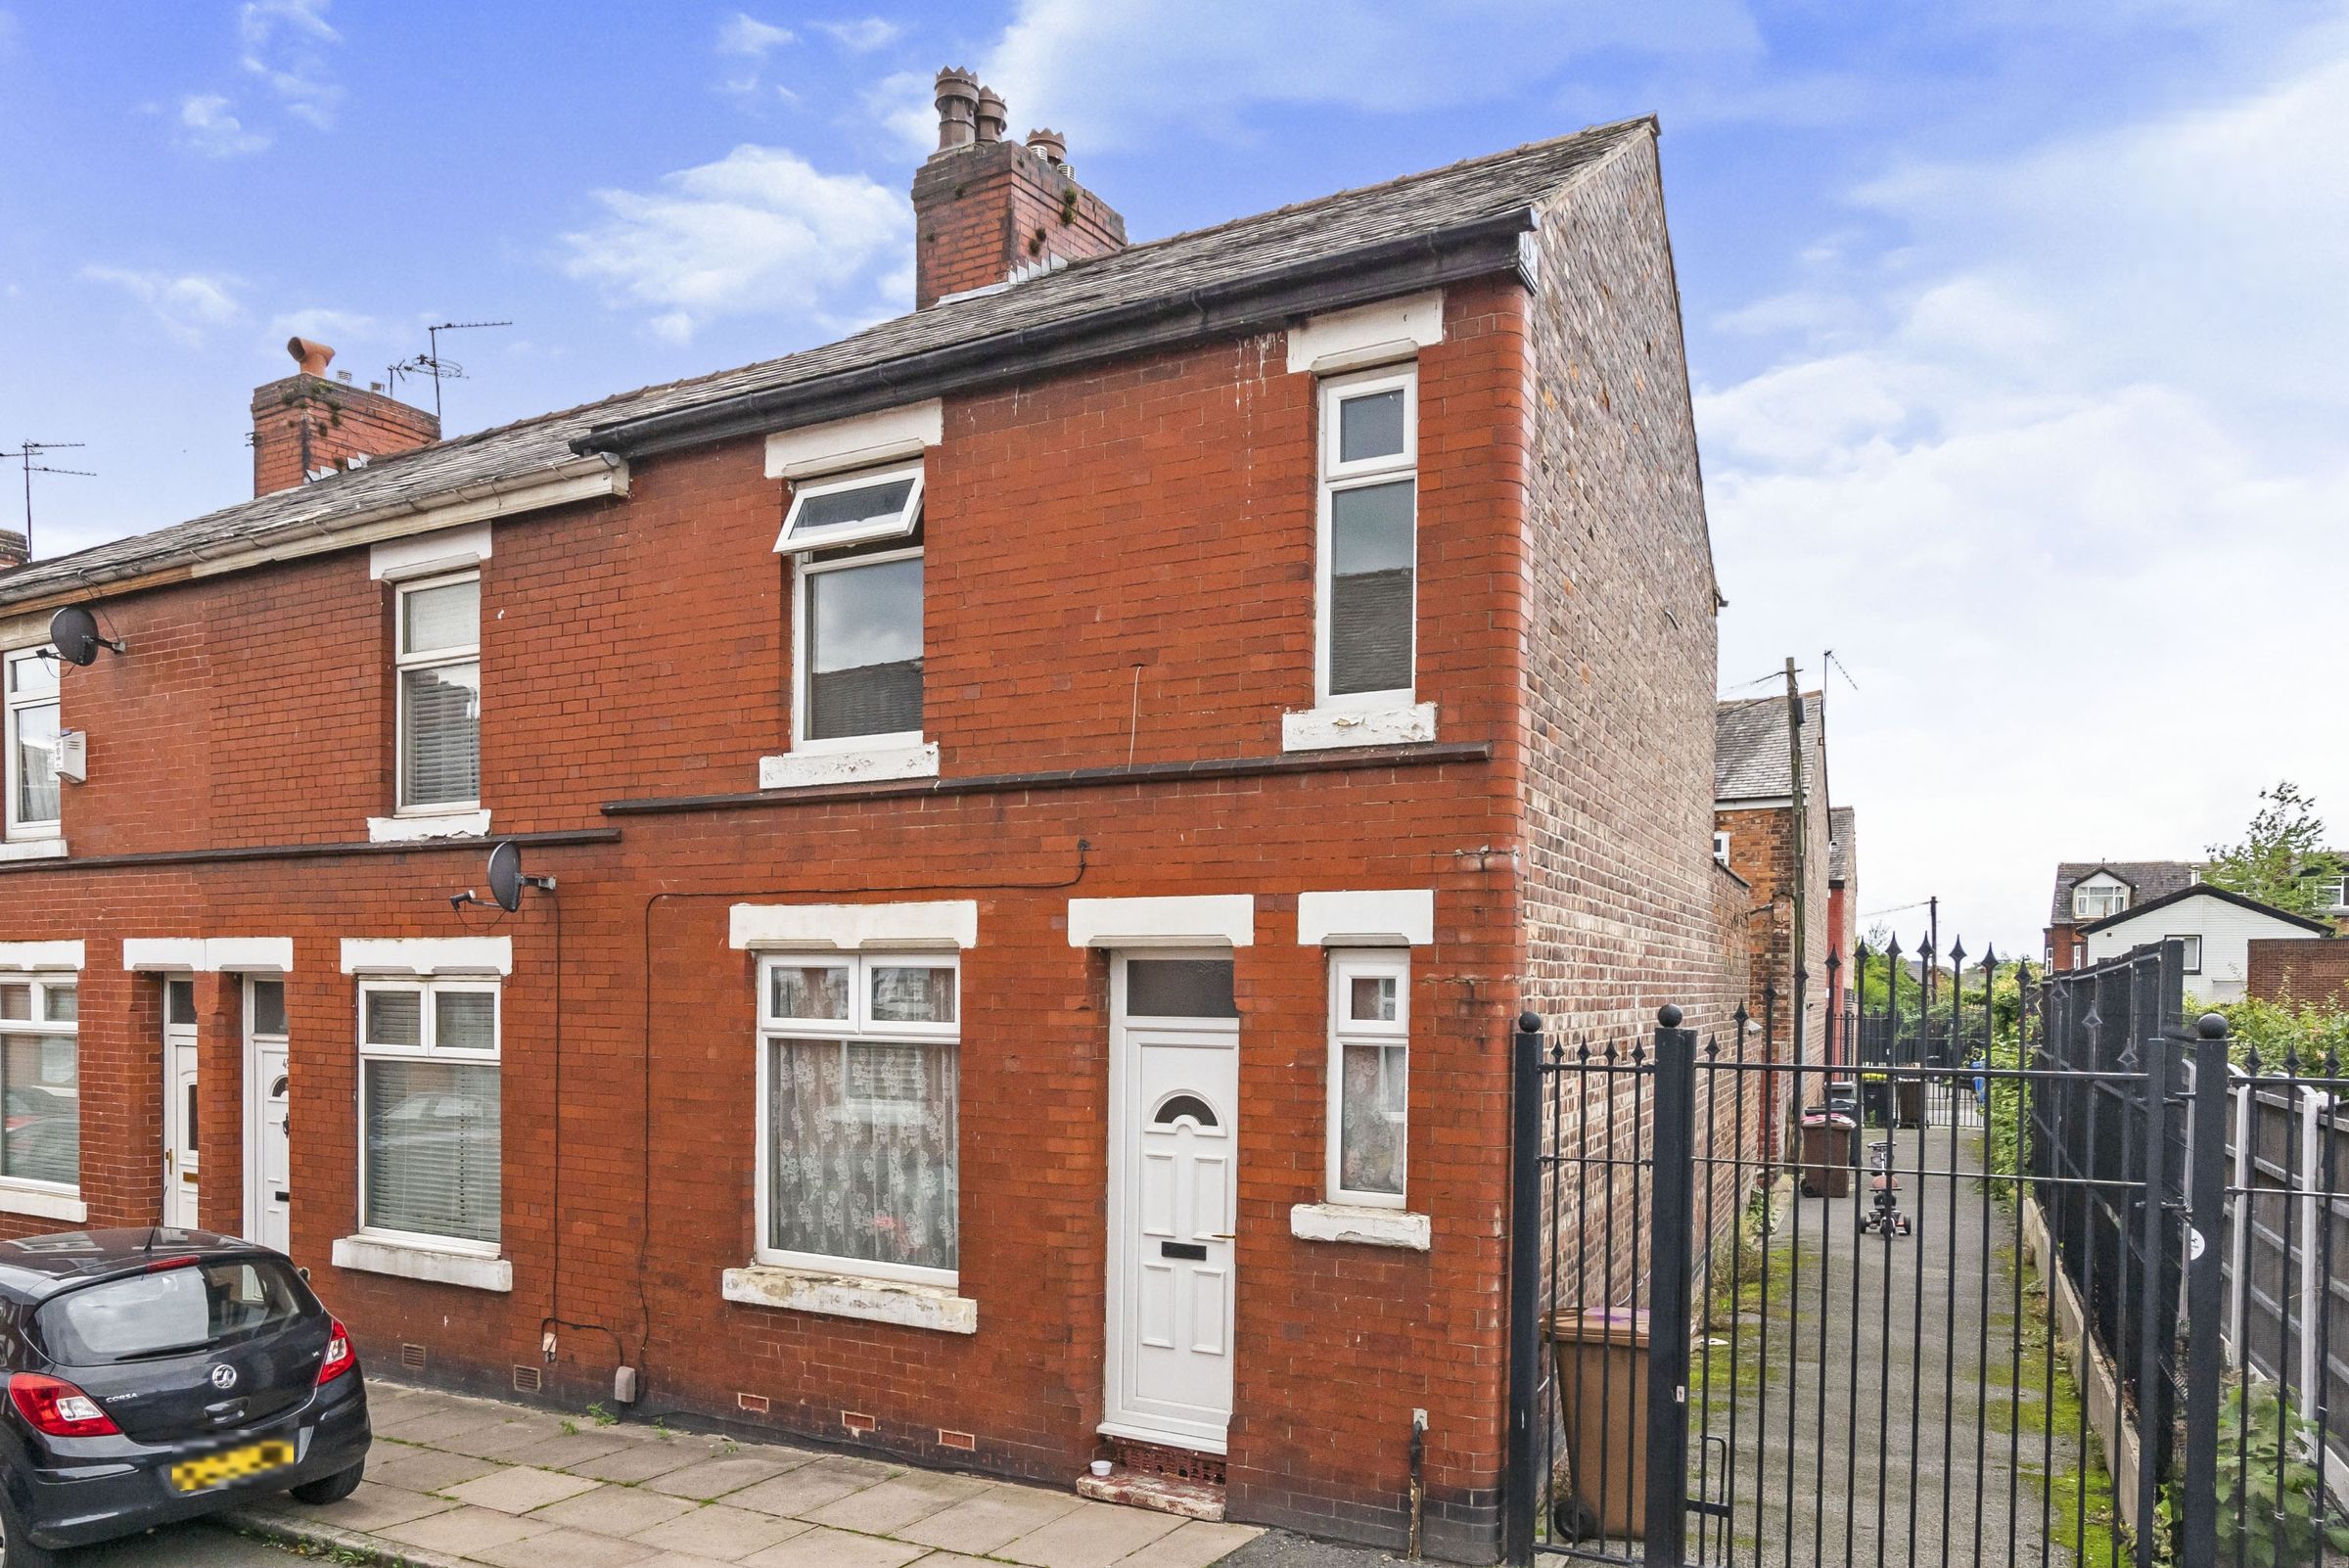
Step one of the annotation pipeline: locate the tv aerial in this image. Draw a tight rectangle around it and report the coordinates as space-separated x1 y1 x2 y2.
451 840 556 914
388 320 512 424
2 439 95 560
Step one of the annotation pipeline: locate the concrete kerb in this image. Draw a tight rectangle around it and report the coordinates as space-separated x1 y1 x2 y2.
219 1501 472 1568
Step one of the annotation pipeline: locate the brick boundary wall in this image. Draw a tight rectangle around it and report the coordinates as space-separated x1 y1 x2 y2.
2246 938 2349 1006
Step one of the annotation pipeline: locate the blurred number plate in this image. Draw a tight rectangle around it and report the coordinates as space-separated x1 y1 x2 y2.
170 1439 294 1493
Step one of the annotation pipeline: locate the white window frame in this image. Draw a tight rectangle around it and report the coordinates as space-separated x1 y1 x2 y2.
0 972 79 1201
754 950 959 1286
3 648 61 842
2314 876 2348 912
1714 831 1731 866
1314 366 1419 712
354 976 502 1256
775 461 926 554
2169 935 2203 975
791 544 926 756
392 571 482 817
2072 882 2126 921
1326 950 1408 1209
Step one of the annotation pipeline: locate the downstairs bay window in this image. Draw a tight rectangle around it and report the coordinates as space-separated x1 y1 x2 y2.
356 978 500 1251
756 951 958 1284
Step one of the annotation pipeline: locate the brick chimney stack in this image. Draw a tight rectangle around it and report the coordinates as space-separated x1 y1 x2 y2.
0 530 26 575
250 337 441 498
910 69 1127 309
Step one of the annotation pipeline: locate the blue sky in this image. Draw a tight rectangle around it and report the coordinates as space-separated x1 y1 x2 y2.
3 1 2344 958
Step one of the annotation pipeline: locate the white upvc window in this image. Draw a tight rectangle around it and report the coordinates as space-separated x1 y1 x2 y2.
356 978 501 1252
792 545 925 750
1714 831 1731 866
2312 876 2348 913
1315 367 1418 708
0 974 77 1193
756 951 958 1285
2169 935 2203 975
1327 950 1408 1208
776 462 926 553
3 649 61 841
2072 882 2126 921
394 573 482 814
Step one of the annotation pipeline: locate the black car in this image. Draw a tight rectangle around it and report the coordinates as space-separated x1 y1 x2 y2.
0 1228 369 1565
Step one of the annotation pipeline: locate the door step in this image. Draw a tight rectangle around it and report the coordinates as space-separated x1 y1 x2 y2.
1079 1439 1226 1521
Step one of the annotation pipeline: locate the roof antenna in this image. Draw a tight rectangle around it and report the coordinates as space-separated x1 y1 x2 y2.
388 320 513 425
1 439 95 562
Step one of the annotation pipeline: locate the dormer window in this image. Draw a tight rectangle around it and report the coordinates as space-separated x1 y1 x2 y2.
2073 881 2127 921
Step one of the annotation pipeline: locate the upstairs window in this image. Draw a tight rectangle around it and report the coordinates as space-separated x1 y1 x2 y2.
3 649 60 840
776 463 925 553
395 574 481 812
2312 876 2348 912
1317 368 1418 706
1714 831 1732 866
2072 881 2126 921
796 539 924 748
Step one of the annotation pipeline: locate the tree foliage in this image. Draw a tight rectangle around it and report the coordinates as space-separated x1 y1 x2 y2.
2204 780 2343 919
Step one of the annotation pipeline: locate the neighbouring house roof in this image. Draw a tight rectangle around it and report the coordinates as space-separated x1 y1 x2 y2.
1828 807 1855 885
0 116 1654 615
2075 883 2335 939
1714 692 1826 806
2047 861 2200 926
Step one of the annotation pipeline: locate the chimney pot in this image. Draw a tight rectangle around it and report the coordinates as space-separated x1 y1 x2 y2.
287 336 335 376
975 87 1007 144
0 529 26 574
934 67 979 152
1026 128 1068 165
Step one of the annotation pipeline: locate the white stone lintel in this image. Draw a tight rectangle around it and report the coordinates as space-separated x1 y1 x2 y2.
124 937 295 974
1286 290 1446 376
1068 895 1255 949
722 1264 976 1334
0 941 83 972
1298 890 1435 948
340 937 512 977
729 899 978 952
764 400 944 481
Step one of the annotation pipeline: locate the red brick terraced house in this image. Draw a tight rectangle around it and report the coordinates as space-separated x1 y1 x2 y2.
1712 692 1833 1068
0 84 1730 1560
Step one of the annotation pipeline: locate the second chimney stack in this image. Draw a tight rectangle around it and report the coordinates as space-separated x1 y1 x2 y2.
913 73 1126 308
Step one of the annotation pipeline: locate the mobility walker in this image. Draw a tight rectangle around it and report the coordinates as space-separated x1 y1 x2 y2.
1860 1138 1914 1238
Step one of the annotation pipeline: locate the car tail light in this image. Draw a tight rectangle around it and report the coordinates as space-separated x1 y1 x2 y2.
317 1317 356 1386
9 1373 119 1437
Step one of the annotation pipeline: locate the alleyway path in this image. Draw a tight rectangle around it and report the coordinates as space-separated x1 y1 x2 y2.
1679 1125 2099 1568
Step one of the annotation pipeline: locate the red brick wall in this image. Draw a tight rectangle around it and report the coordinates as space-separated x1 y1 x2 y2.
0 276 1601 1559
2246 938 2349 1005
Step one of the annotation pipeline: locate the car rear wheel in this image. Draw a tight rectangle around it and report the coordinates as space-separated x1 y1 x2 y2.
290 1460 365 1505
0 1485 59 1568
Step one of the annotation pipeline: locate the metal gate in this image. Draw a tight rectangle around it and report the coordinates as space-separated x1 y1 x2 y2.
1504 937 2325 1568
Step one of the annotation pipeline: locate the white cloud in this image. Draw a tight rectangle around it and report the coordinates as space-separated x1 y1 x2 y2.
558 145 908 342
718 14 795 57
816 17 902 51
240 0 343 129
177 93 271 158
1699 23 2349 955
81 266 245 346
863 69 939 157
268 306 382 347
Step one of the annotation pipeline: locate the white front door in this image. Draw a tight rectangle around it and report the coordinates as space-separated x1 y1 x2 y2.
161 979 200 1229
243 978 292 1252
1105 952 1240 1454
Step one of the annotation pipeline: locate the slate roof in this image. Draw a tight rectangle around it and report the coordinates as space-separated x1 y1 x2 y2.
2047 861 2202 926
0 116 1653 613
1828 807 1855 885
1715 692 1826 805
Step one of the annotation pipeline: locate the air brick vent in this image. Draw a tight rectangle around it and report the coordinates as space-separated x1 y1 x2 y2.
399 1343 428 1372
512 1365 542 1395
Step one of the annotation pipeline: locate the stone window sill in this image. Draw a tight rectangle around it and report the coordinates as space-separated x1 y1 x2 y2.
722 1263 976 1334
760 742 940 792
1281 702 1438 753
367 810 491 845
332 1235 512 1293
0 838 67 863
1290 1202 1431 1251
0 1183 85 1223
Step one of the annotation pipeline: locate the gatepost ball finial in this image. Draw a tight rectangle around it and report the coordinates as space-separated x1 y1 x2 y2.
1658 1004 1683 1028
1517 1011 1543 1035
2197 1011 2230 1040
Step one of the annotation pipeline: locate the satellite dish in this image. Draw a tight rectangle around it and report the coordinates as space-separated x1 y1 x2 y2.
48 605 120 667
486 842 525 912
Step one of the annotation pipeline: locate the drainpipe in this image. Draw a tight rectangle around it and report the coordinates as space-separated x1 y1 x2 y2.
1407 1407 1427 1557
